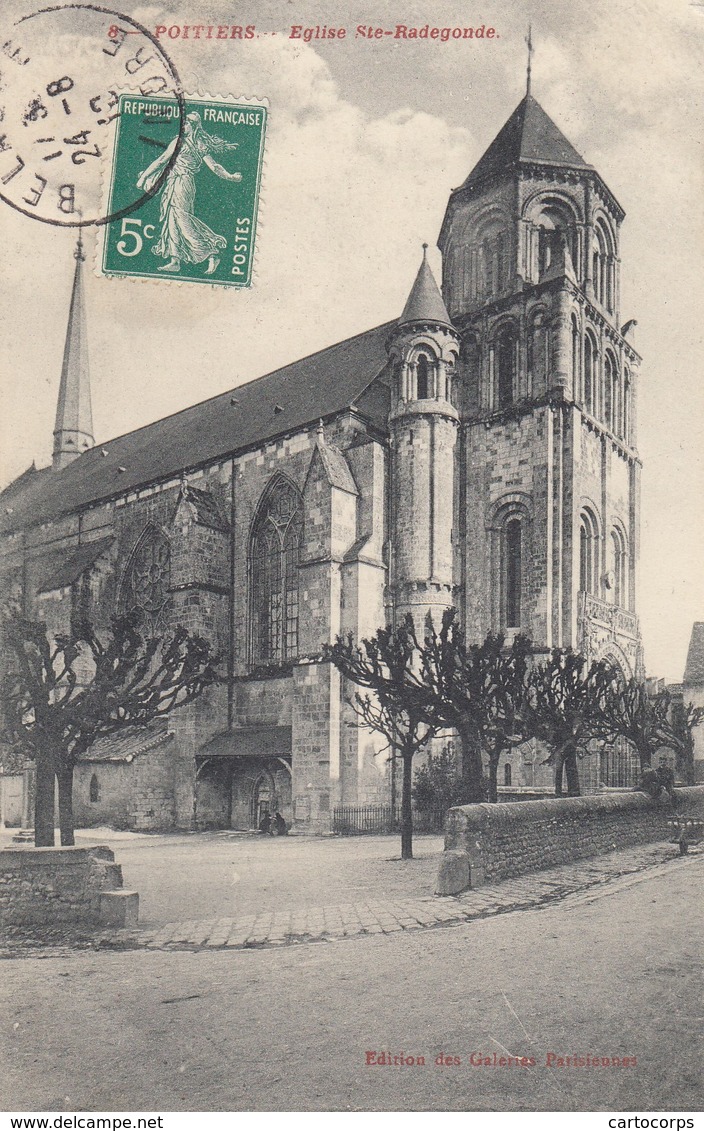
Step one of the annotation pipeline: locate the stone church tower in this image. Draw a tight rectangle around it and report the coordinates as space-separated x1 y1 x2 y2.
0 83 645 834
437 90 642 674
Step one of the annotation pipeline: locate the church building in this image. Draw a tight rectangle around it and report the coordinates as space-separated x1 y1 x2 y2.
0 89 644 832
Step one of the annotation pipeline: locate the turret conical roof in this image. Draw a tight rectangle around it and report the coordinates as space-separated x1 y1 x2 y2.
400 246 452 327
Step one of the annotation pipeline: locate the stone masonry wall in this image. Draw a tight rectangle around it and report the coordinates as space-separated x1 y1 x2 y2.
442 786 704 887
0 846 123 927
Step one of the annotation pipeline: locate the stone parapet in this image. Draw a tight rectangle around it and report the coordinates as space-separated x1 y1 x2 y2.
437 786 704 892
0 845 124 927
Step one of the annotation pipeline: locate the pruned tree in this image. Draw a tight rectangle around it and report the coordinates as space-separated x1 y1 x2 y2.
325 623 437 859
525 650 614 796
665 698 704 786
1 610 219 847
414 612 534 802
597 676 673 773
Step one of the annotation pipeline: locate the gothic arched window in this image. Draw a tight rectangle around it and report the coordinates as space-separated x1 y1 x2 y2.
89 774 100 803
251 477 303 666
496 329 516 409
120 523 171 633
579 508 600 595
504 763 512 787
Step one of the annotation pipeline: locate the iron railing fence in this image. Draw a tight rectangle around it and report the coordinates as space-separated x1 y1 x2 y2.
331 804 448 836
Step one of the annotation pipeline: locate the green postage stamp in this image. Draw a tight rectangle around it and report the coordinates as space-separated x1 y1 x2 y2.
102 95 266 286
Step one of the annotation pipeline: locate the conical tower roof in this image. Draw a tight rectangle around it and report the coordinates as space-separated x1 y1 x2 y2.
458 93 591 192
400 245 452 327
53 235 94 470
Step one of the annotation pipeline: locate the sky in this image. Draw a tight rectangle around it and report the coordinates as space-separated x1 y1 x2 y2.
0 0 702 681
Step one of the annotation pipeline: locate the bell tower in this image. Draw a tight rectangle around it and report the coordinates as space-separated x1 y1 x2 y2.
387 246 460 627
437 86 643 674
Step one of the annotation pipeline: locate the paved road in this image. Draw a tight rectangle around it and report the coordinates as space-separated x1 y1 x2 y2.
1 855 702 1112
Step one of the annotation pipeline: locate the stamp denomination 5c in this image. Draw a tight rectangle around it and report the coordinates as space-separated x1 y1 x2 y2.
101 94 267 286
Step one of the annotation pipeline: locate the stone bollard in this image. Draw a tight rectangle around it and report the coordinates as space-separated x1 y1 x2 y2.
99 890 139 929
435 849 471 895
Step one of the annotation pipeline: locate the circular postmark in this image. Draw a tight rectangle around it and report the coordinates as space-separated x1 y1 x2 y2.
0 3 184 226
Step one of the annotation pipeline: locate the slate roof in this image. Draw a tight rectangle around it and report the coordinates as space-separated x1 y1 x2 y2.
35 535 114 593
181 485 229 531
457 94 592 192
201 725 292 757
84 718 173 763
683 623 704 685
0 321 394 535
313 438 359 495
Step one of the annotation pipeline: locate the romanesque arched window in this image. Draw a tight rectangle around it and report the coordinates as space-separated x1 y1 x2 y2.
120 523 171 634
579 508 600 595
496 329 516 409
416 353 431 399
623 368 631 443
250 477 303 666
89 774 100 803
528 311 549 394
584 332 598 417
604 352 614 431
592 218 615 311
502 517 523 628
611 526 628 608
571 315 581 398
504 763 512 787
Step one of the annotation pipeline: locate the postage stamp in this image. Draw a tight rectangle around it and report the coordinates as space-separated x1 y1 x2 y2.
0 4 183 227
100 94 267 286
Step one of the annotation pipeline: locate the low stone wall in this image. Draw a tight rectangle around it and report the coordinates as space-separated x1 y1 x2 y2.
0 845 123 927
437 786 704 893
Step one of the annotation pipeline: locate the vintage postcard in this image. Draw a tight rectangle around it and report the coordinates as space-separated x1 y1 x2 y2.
0 0 702 1120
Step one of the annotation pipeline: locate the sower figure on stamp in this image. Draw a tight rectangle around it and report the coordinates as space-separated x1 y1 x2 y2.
136 111 242 275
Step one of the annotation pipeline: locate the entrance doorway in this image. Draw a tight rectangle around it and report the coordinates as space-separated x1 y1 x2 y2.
254 774 272 827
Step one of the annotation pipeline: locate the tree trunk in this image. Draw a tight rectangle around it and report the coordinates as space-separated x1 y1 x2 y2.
564 748 581 796
34 755 56 847
400 750 413 860
57 762 75 846
488 756 499 803
554 755 565 797
458 723 484 802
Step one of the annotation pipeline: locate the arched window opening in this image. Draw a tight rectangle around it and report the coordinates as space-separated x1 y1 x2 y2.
475 222 508 299
416 354 431 399
584 334 597 417
251 478 303 666
89 774 100 804
497 330 515 410
504 763 512 787
503 518 522 629
611 527 628 609
592 220 615 311
533 204 577 281
528 313 549 393
623 370 631 443
604 354 614 430
571 315 580 397
579 509 600 595
120 524 171 635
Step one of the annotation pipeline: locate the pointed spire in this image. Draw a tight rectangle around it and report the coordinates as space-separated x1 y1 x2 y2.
53 233 94 471
525 25 533 96
400 244 452 327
